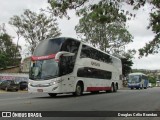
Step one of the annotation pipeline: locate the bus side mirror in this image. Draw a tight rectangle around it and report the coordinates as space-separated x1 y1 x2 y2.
63 53 75 56
55 51 75 60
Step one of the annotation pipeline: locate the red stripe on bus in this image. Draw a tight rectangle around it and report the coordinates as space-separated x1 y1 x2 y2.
31 54 56 61
87 87 111 91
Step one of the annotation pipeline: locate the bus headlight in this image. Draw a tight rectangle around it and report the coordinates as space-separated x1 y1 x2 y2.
50 79 63 85
28 82 32 86
49 81 56 85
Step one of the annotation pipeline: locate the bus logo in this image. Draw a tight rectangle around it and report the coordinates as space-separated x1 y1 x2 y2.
91 61 100 67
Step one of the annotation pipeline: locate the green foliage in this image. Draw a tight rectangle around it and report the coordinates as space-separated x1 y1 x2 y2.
121 58 133 77
74 1 134 77
9 9 61 54
75 1 133 53
148 75 156 84
121 50 136 77
139 10 160 57
0 24 21 68
0 53 8 69
48 0 88 19
127 0 160 57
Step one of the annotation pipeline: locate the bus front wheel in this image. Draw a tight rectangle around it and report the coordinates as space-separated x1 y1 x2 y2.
73 83 83 96
140 85 143 89
108 84 114 93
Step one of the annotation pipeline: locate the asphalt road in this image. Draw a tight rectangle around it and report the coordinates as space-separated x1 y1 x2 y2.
0 87 160 120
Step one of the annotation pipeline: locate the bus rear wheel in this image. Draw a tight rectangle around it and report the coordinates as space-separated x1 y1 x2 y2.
108 83 117 92
48 93 57 97
114 84 117 92
73 83 83 96
108 84 114 93
140 85 143 89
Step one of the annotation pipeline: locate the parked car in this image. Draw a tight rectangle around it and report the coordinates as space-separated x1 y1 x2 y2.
148 83 152 88
0 80 19 91
19 81 28 90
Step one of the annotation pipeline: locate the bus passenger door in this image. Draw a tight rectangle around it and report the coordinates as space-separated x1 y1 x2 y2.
61 75 75 92
68 76 75 92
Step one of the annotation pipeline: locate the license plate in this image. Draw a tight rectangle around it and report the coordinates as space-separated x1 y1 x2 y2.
37 89 43 92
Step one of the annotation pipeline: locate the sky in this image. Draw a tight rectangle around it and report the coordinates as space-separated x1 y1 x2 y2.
0 0 159 70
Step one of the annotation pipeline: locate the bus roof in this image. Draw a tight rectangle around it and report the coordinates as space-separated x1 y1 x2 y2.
81 40 121 61
129 73 147 76
52 37 80 42
35 37 120 61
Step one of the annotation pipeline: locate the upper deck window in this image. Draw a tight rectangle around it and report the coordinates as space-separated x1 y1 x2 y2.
33 38 65 56
80 45 112 63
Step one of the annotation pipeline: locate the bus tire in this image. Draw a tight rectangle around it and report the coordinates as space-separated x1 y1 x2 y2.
114 83 118 92
73 83 83 96
109 83 114 93
48 93 57 97
114 86 117 92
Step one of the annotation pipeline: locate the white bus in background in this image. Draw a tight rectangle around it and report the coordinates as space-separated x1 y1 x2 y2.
128 73 149 89
28 37 122 97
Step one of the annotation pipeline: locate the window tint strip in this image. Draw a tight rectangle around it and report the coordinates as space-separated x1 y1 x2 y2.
77 67 112 79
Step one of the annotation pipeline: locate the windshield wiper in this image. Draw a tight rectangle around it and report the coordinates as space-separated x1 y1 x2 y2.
43 75 58 80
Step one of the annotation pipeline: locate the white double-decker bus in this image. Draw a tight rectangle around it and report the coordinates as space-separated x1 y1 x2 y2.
28 37 122 97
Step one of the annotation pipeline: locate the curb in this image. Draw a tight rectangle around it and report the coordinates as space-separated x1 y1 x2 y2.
0 90 28 93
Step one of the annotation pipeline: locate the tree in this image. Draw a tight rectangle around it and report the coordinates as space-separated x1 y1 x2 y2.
48 0 160 57
138 7 160 57
75 18 133 53
0 24 21 68
9 9 61 54
148 75 156 84
0 54 8 69
75 1 133 52
120 50 136 77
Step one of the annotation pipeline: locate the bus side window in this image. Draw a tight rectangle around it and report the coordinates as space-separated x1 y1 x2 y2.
80 45 112 63
59 56 73 75
59 39 80 76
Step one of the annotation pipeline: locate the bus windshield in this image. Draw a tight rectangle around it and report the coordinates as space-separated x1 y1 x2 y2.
128 75 140 83
29 59 59 80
